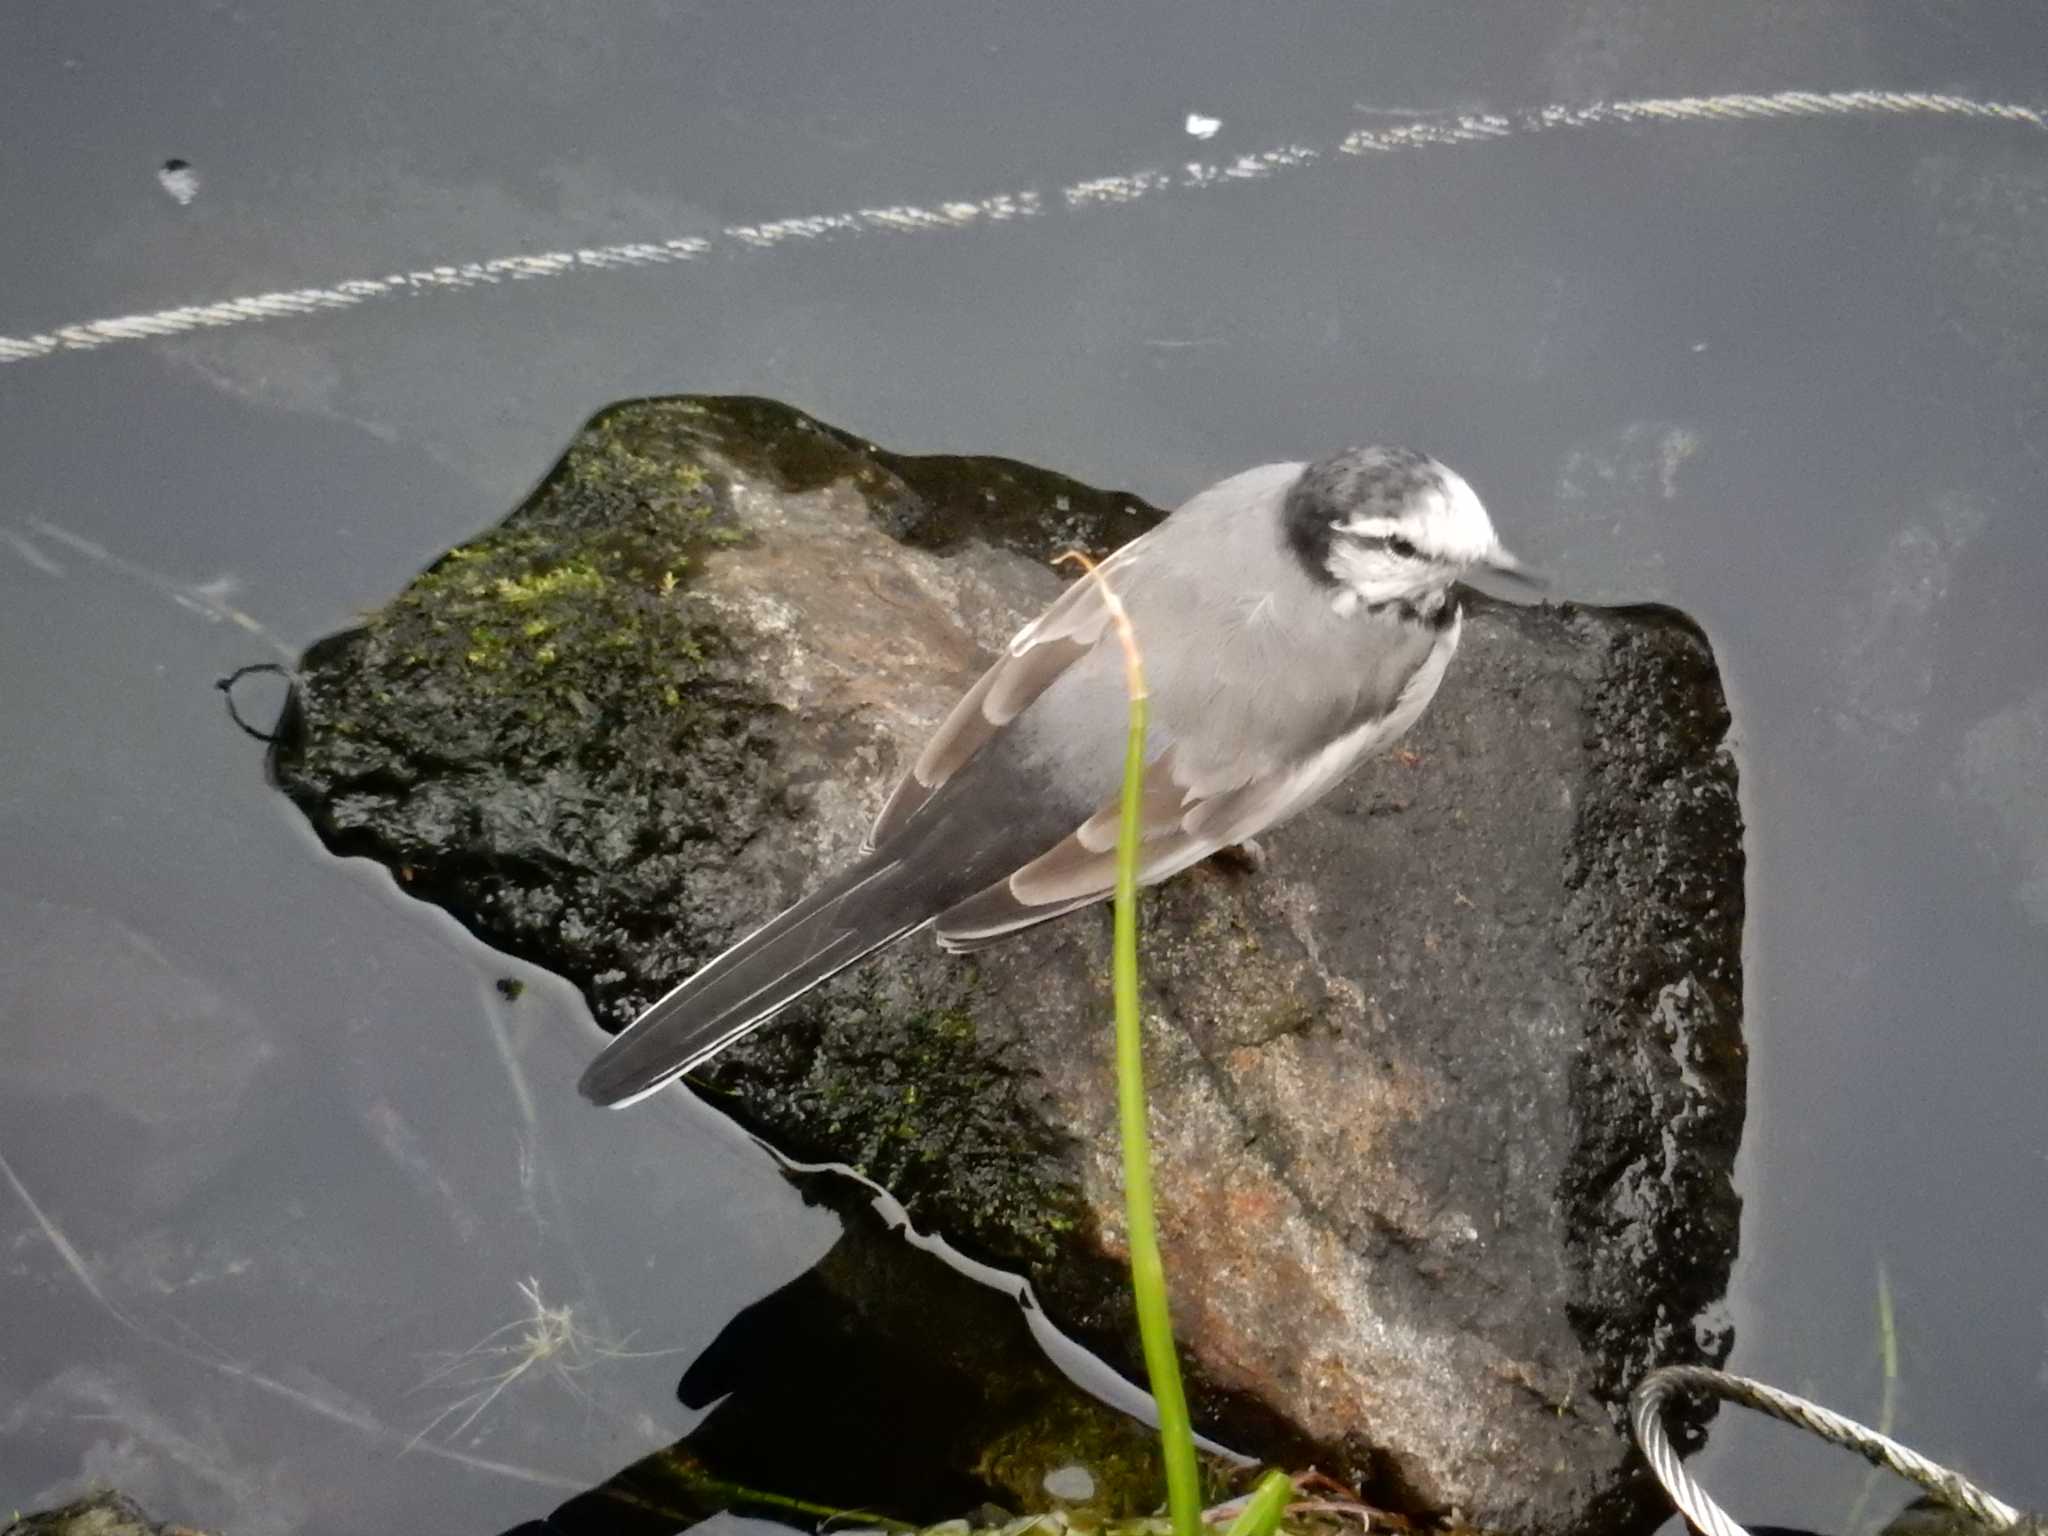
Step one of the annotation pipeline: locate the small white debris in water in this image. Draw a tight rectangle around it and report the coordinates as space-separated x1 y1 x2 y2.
159 159 200 205
1043 1464 1097 1503
1184 113 1222 140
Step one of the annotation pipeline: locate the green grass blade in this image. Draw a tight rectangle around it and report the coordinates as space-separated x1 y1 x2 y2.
1224 1471 1296 1536
1112 691 1203 1536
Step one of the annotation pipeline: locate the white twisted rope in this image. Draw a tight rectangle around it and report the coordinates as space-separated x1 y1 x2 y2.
1631 1364 2037 1536
4 89 2043 367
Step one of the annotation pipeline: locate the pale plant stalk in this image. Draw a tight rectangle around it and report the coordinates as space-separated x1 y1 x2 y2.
1842 1261 1902 1536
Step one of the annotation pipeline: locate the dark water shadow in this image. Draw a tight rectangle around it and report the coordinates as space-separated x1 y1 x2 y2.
504 1165 1172 1536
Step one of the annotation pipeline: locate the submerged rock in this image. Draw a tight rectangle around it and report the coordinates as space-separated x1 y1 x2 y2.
272 396 1745 1535
2 1492 210 1536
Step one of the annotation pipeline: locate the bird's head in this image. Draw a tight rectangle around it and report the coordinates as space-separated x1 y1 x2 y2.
1283 446 1533 615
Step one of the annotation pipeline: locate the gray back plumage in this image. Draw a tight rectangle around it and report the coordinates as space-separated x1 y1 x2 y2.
1003 462 1443 805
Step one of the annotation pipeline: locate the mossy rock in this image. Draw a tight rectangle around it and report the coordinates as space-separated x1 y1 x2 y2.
273 396 1745 1536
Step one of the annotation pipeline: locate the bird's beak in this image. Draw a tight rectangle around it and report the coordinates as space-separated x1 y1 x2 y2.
1478 545 1546 590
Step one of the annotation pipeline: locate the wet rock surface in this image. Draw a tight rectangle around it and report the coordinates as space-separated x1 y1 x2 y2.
271 396 1746 1535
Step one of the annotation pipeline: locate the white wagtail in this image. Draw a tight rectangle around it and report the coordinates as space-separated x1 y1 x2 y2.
581 447 1530 1107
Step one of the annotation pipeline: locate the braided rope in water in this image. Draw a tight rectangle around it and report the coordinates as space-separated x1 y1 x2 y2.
1338 88 2047 155
3 88 2044 367
1631 1364 2035 1536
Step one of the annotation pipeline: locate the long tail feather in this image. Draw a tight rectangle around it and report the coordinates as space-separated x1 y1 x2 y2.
578 853 925 1106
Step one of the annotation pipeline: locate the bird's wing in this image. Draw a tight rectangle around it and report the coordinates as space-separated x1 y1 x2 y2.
932 616 1460 951
930 742 1202 950
866 536 1154 851
931 719 1376 950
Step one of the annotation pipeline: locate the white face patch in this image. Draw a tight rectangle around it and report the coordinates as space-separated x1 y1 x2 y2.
1326 533 1443 607
1323 465 1504 610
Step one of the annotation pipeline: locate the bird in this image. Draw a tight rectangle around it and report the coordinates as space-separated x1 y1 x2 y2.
580 446 1532 1107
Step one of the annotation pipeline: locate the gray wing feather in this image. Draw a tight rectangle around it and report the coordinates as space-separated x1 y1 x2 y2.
929 745 1237 948
931 617 1462 948
866 542 1148 850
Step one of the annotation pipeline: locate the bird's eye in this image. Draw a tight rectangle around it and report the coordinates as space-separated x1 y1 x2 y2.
1386 535 1419 558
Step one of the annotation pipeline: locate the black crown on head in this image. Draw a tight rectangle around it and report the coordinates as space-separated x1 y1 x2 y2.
1282 446 1443 586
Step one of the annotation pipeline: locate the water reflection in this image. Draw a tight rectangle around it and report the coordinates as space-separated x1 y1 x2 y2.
0 850 1161 1533
512 1171 1167 1536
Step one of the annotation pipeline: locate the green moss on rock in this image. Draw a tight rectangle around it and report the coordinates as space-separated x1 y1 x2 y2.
279 401 794 1037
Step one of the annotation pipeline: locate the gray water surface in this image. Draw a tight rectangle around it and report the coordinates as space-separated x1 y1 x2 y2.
5 3 2048 1531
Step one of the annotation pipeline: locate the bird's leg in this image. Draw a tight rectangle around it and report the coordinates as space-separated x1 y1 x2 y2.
1207 836 1268 877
